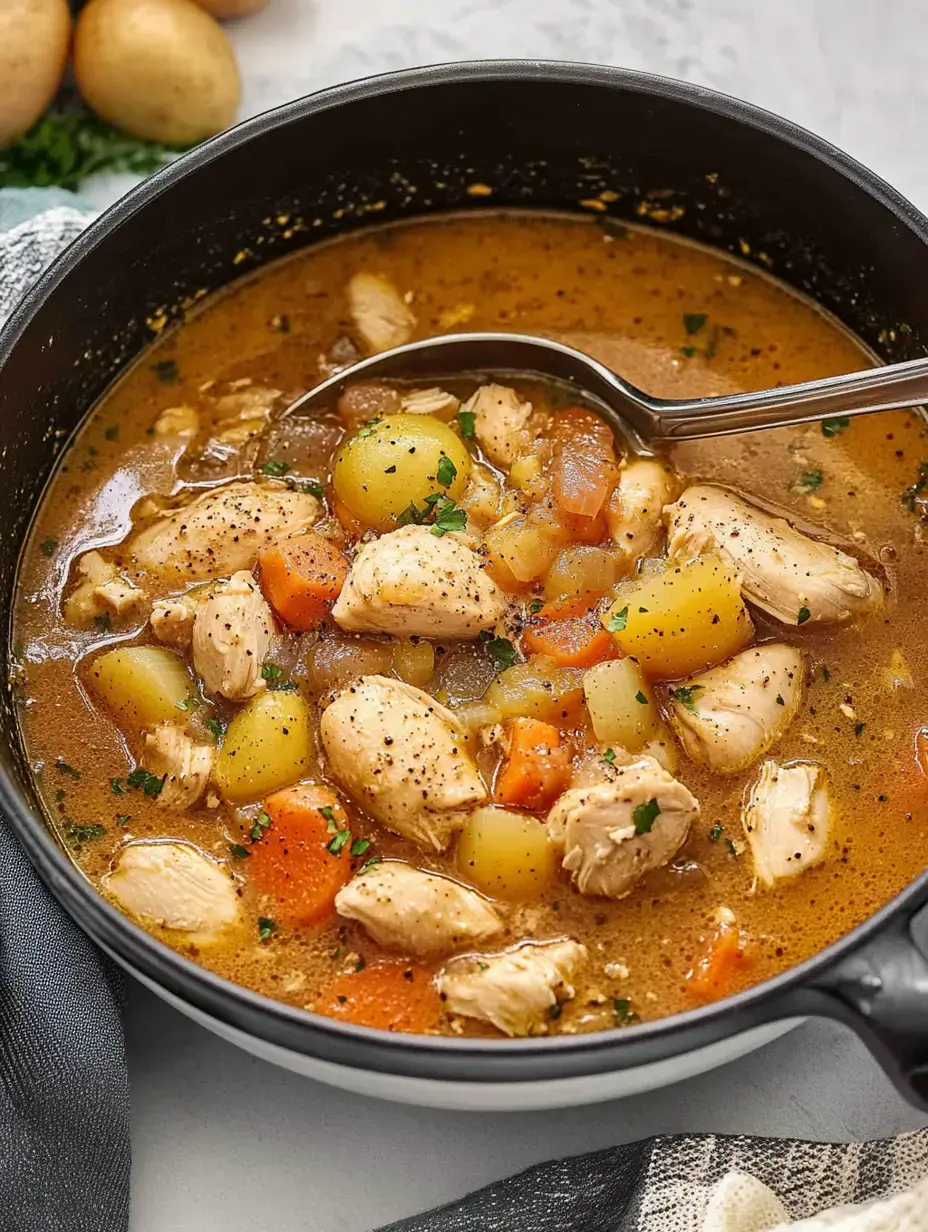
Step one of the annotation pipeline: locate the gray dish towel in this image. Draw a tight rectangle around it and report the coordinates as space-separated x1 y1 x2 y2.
3 199 927 1232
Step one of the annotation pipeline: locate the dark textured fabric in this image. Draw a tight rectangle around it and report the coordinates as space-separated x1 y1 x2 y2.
0 819 130 1232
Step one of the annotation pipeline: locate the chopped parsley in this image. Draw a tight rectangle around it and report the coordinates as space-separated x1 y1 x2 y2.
55 789 66 802
358 855 382 875
775 694 785 706
350 837 371 858
40 537 57 557
484 636 518 670
680 345 697 358
110 778 126 795
797 606 811 625
821 417 850 437
175 695 200 712
603 748 617 765
269 679 299 692
792 469 823 492
528 598 544 614
633 798 661 834
318 805 337 828
301 480 325 498
258 917 276 941
855 722 866 737
354 418 381 440
708 822 725 843
115 814 131 827
670 684 704 714
457 410 476 438
105 425 119 441
725 837 738 855
55 760 80 779
901 463 928 512
261 459 291 478
326 829 351 856
64 821 106 843
431 496 467 537
635 690 648 705
436 456 457 487
126 769 166 797
261 662 283 682
229 843 251 859
204 715 227 740
613 997 638 1024
549 1002 563 1021
397 500 427 526
151 359 179 384
250 811 272 841
683 313 707 335
606 605 628 633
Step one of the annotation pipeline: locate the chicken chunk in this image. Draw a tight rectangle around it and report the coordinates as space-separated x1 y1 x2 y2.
103 841 238 941
665 484 882 625
335 861 502 957
150 597 198 648
742 760 831 887
437 940 587 1037
459 383 533 469
606 458 677 563
129 481 320 582
400 387 460 418
192 571 274 701
667 643 805 774
63 551 147 628
546 755 699 898
332 524 507 639
141 724 215 809
348 272 416 354
320 675 487 850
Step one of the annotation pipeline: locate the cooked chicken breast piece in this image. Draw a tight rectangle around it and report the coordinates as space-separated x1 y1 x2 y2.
546 755 699 898
130 481 320 582
150 596 198 648
400 387 460 418
335 861 502 957
606 458 676 563
665 484 882 625
141 724 214 809
192 570 274 701
63 550 147 628
460 383 533 469
437 940 587 1037
348 272 416 354
667 643 805 774
332 524 507 639
742 759 831 887
103 842 238 941
320 675 487 850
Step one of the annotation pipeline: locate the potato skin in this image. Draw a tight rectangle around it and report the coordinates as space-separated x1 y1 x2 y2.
74 0 240 145
0 0 71 149
193 0 268 17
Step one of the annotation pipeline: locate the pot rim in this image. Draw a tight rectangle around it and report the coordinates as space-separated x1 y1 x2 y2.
4 58 928 1082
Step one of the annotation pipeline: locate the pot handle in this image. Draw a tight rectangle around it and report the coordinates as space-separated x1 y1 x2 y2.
807 909 928 1108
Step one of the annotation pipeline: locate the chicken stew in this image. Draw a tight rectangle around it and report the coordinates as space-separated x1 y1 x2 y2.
13 212 928 1038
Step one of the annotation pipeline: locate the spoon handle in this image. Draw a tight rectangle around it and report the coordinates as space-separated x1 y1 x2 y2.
650 355 928 442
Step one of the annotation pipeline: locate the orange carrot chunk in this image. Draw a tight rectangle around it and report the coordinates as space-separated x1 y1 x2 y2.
686 922 754 1004
250 784 354 927
494 716 572 811
317 961 441 1034
522 615 619 669
257 531 348 631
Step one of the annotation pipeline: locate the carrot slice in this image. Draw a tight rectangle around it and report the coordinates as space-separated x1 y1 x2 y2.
249 784 354 927
522 615 619 668
317 960 441 1034
494 717 572 811
257 531 348 631
550 408 620 521
686 923 754 1004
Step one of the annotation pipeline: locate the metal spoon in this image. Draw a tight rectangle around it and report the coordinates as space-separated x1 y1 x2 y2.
283 331 928 449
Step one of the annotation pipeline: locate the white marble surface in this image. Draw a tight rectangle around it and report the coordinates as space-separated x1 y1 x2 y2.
126 1 928 1229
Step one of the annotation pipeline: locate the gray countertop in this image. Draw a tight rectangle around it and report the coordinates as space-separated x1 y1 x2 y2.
127 2 928 1228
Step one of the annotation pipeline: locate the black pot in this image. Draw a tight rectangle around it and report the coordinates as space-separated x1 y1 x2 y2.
3 62 928 1111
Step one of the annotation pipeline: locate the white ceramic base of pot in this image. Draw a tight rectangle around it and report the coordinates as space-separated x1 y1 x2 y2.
119 952 800 1111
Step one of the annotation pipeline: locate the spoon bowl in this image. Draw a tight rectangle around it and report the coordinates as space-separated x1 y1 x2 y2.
285 331 928 448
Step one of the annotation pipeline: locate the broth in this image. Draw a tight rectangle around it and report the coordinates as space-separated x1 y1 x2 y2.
13 212 928 1037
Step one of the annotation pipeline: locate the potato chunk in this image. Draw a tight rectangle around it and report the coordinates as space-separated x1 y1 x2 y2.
90 645 195 731
213 690 313 804
601 554 753 680
583 658 663 750
457 806 558 901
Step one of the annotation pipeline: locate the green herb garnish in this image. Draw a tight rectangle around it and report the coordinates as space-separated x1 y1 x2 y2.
40 537 57 557
110 778 126 795
485 636 517 670
528 598 544 614
901 463 928 512
683 312 707 335
431 496 467 537
680 345 697 358
358 856 383 875
436 456 457 487
301 480 325 498
855 722 866 737
318 805 336 829
670 684 704 714
175 695 200 712
250 811 272 841
606 605 628 633
55 760 80 779
205 716 227 740
633 798 661 834
327 829 351 856
635 690 648 705
457 410 476 438
105 425 119 441
708 822 725 843
613 997 638 1024
258 917 276 941
115 814 131 827
126 768 166 797
261 459 291 478
354 418 381 440
797 606 811 625
350 838 371 858
775 694 785 705
229 843 251 859
792 469 823 492
603 748 617 765
64 821 106 844
270 679 299 692
261 662 283 682
152 359 179 384
821 417 850 437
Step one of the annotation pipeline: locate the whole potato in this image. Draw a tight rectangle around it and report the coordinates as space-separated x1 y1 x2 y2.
0 0 71 150
74 0 240 146
194 0 268 17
